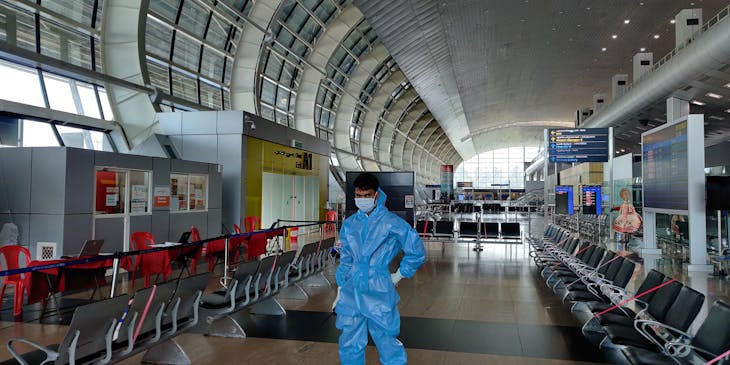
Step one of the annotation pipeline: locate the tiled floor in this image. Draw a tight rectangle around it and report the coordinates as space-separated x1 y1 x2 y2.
1 215 729 364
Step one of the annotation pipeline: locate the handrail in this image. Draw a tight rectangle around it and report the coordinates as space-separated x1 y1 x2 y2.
624 5 730 93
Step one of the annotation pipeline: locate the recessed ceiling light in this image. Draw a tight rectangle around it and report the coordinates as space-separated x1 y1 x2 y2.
640 47 646 52
709 115 725 121
601 47 607 52
670 19 676 24
706 92 723 99
691 100 706 106
724 83 730 88
653 34 660 39
725 109 730 113
612 34 618 39
624 19 631 24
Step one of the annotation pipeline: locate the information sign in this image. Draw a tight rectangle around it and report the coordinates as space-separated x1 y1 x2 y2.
548 128 609 163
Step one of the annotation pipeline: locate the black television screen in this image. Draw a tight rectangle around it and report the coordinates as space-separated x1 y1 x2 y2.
706 176 730 211
642 120 688 211
555 185 574 215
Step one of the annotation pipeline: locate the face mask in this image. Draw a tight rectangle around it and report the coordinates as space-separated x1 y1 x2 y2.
355 197 376 213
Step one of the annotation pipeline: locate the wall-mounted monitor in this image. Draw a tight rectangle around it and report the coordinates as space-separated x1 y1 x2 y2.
642 119 689 212
582 185 602 215
706 176 730 211
555 185 574 215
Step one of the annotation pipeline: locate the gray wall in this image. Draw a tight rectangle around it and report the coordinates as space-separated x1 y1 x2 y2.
158 110 328 233
0 147 222 259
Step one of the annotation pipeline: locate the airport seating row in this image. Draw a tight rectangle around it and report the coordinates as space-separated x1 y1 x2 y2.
6 272 210 365
553 214 608 244
416 220 521 241
4 238 336 364
529 224 730 365
199 238 336 337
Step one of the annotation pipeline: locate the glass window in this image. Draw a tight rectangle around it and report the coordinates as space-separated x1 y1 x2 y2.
43 73 77 114
76 82 101 119
129 170 151 214
95 169 127 215
170 173 207 212
21 120 59 147
0 60 46 107
97 88 114 121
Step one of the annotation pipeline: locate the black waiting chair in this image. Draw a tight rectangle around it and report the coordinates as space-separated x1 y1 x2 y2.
7 295 131 365
621 301 730 365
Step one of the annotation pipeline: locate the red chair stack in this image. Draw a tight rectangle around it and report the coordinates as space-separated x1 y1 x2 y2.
130 232 172 287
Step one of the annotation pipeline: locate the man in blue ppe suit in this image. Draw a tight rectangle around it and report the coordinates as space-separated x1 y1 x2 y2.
332 172 426 365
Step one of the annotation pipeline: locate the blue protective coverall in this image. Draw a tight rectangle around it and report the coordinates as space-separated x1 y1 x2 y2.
335 188 426 365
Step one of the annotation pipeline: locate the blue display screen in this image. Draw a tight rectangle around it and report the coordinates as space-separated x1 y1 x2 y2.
582 185 602 215
555 185 574 215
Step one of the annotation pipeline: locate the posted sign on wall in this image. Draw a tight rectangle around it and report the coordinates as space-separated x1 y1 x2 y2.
548 128 609 163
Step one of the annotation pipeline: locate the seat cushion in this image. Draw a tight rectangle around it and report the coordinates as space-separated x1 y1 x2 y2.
597 313 636 326
587 302 637 317
621 347 692 365
603 325 661 350
201 292 229 308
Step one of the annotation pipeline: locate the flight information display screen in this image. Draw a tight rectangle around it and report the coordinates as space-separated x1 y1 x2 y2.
555 185 574 215
642 121 688 211
582 185 602 215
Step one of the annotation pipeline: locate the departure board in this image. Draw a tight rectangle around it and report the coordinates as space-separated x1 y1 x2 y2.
642 120 688 211
581 185 602 215
548 128 609 163
555 185 574 215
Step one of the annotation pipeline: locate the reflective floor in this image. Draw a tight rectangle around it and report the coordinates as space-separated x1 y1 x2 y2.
1 215 729 364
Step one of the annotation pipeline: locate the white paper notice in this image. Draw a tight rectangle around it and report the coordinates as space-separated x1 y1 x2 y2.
105 194 118 206
132 185 147 200
154 186 171 197
131 201 146 213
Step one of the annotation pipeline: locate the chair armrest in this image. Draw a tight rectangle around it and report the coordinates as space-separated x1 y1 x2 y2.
633 319 687 351
227 280 239 313
121 312 139 354
7 337 62 365
634 319 691 340
664 341 718 359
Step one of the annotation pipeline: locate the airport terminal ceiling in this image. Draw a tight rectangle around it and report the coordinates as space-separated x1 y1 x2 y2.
2 0 730 186
354 0 730 158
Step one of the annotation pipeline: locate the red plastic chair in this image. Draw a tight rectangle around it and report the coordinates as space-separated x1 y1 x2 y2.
187 227 203 275
206 225 242 272
247 233 268 260
243 216 261 233
0 245 31 316
325 210 338 237
130 232 171 288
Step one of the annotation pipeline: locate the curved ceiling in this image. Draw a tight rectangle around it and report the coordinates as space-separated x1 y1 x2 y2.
354 0 730 160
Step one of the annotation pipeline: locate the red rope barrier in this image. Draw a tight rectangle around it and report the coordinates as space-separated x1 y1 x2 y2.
595 279 676 317
705 347 730 365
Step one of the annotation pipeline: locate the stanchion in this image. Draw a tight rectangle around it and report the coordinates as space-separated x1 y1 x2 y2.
110 257 120 297
222 237 230 287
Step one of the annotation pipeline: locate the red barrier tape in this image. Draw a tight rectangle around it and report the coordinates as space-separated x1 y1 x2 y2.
134 284 157 343
706 348 730 365
550 244 594 270
423 220 430 235
594 279 676 317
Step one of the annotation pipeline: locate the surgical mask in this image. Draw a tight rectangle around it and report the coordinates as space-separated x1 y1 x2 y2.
355 197 376 213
